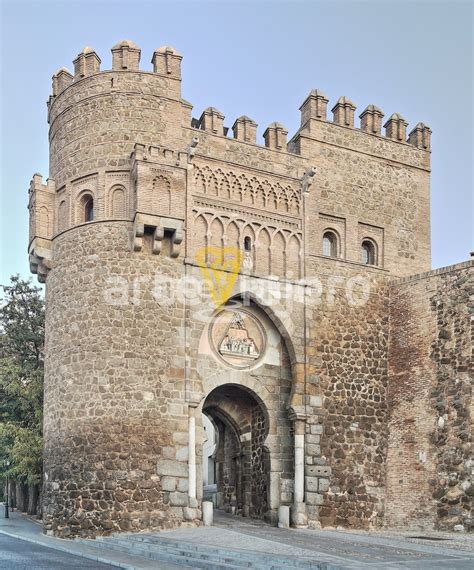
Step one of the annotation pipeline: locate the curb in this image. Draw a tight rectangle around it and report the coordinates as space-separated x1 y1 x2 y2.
0 528 135 569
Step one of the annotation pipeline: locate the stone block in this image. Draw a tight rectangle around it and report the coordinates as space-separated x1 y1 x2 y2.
306 444 321 456
169 492 188 507
157 459 188 478
175 447 188 461
305 476 319 492
306 434 320 444
318 478 330 492
183 507 198 521
309 396 323 408
305 492 324 505
162 447 175 459
278 505 290 528
173 432 189 445
306 465 331 477
161 476 177 491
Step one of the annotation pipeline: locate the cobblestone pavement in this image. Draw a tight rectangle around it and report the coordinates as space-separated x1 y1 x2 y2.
157 511 474 568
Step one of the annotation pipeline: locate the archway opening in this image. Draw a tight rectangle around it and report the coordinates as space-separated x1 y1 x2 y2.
202 384 270 519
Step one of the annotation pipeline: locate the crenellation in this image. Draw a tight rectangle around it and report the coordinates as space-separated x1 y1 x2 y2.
52 68 73 96
152 45 182 79
359 105 384 135
300 89 329 125
198 107 225 135
263 122 288 150
384 113 408 142
331 96 356 127
111 39 141 71
46 41 432 162
408 122 432 150
232 115 258 144
73 47 101 79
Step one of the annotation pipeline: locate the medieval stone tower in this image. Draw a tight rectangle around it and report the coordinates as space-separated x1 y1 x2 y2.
28 41 472 538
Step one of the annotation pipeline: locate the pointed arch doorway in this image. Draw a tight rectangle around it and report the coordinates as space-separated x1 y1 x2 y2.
201 384 270 519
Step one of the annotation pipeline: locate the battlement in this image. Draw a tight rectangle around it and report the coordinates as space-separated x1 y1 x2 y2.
50 40 183 98
29 172 56 196
298 90 431 150
48 40 432 157
40 41 433 284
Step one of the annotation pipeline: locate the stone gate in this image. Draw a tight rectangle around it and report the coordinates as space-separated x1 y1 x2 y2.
28 40 472 537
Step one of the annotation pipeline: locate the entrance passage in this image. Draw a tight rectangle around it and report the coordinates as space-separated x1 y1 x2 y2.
202 384 269 519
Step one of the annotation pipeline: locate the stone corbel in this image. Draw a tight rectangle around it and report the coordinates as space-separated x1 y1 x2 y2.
133 215 145 251
28 238 52 283
133 213 184 257
152 227 165 254
171 227 184 258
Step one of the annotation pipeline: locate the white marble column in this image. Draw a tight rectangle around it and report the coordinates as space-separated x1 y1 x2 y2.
188 407 196 501
291 418 307 527
294 432 305 503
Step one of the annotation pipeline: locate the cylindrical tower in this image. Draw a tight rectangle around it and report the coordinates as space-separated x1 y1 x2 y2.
29 41 197 537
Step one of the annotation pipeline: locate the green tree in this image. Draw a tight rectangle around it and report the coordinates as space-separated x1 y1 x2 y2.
0 275 44 514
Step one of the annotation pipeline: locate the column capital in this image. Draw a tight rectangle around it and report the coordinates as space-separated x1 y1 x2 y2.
288 409 308 423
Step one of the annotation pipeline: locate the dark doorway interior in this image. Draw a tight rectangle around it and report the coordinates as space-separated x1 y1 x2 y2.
202 384 269 519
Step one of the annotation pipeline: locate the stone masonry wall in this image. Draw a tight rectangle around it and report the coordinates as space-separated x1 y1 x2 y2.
43 222 195 537
305 258 390 529
386 261 473 531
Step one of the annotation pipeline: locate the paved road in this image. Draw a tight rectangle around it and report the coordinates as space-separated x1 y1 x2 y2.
0 534 113 569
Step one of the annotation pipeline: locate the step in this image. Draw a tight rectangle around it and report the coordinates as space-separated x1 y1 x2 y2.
108 538 253 567
77 537 246 569
127 535 328 569
81 534 333 570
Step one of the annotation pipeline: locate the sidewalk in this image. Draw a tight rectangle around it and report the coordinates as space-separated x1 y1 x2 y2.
0 508 181 570
1 506 472 570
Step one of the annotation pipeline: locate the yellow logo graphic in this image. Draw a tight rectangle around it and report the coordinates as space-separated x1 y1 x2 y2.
196 246 244 308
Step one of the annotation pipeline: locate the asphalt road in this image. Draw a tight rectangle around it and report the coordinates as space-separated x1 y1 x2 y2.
0 534 113 569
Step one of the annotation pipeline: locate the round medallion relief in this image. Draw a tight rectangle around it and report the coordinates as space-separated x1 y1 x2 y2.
209 309 266 369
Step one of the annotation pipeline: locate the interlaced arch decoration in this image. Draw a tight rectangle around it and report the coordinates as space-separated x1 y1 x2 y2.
192 209 302 279
192 165 301 216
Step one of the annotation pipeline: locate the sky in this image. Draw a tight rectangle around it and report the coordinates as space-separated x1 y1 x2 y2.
0 0 472 285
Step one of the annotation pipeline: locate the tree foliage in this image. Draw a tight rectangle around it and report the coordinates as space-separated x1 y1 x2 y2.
0 275 44 488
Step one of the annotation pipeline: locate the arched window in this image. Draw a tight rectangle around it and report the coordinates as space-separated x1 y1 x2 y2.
322 231 338 257
361 240 376 265
83 196 94 222
244 236 252 252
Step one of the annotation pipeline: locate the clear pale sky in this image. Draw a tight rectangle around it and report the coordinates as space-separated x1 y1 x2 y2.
1 0 472 284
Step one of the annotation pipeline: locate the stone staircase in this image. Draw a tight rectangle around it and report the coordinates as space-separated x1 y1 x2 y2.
77 533 337 569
